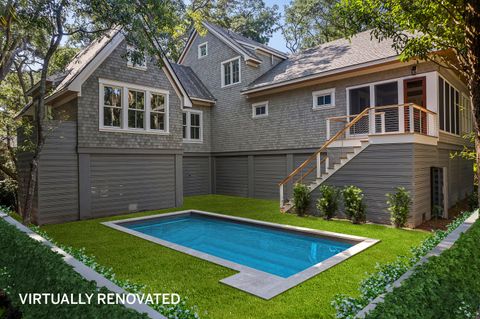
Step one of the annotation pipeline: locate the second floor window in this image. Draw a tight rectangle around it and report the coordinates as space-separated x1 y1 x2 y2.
99 79 169 134
222 57 241 87
198 42 208 58
252 101 268 118
312 89 335 109
183 110 203 142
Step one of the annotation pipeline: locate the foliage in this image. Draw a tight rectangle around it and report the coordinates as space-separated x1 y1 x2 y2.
364 215 480 319
386 187 411 228
342 185 366 224
48 46 81 76
316 184 340 220
191 0 280 45
30 225 200 319
0 217 149 319
332 211 474 319
468 188 478 211
282 0 359 52
293 183 311 216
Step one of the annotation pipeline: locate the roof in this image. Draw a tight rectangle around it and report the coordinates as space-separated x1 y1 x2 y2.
171 63 215 102
244 30 400 92
51 28 122 96
203 22 288 59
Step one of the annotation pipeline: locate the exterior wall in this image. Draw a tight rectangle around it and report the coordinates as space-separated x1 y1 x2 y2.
253 155 288 199
77 39 183 150
88 154 176 218
183 155 211 196
321 144 415 224
37 121 79 224
214 156 249 197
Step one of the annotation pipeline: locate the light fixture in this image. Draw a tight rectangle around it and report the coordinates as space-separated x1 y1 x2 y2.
411 65 417 75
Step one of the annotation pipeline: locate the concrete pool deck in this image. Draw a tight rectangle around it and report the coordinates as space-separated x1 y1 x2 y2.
103 210 380 299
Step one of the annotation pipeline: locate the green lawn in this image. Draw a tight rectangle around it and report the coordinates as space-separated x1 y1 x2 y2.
41 195 428 319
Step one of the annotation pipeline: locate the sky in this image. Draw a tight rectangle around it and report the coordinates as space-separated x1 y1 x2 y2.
265 0 290 53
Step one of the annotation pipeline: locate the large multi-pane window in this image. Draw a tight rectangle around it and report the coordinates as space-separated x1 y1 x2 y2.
222 57 241 87
103 86 122 127
438 77 460 135
183 110 202 142
99 80 168 133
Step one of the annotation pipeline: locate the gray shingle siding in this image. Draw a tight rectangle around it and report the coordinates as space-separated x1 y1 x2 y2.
77 40 183 150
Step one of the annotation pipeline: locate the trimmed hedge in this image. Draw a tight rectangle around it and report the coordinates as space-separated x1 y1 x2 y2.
365 219 480 318
0 218 149 319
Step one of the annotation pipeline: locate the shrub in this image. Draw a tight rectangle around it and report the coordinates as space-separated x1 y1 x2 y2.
0 218 149 319
342 185 366 224
468 187 478 211
293 183 311 216
386 187 412 228
316 185 340 220
364 216 480 319
332 211 473 319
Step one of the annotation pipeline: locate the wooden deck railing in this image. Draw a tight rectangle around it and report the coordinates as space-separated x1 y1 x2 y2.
279 103 437 208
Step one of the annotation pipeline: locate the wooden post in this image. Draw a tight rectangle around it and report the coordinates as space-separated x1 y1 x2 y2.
316 153 321 179
279 184 284 207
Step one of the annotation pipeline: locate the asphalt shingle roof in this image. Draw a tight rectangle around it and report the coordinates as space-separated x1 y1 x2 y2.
245 31 399 91
171 63 215 101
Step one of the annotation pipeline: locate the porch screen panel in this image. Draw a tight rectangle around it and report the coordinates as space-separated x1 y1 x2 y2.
439 77 444 130
445 82 450 132
349 86 370 135
374 82 398 132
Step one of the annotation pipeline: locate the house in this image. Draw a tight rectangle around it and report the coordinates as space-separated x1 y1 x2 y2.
17 22 474 226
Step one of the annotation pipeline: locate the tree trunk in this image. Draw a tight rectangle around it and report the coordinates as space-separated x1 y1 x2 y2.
22 157 38 225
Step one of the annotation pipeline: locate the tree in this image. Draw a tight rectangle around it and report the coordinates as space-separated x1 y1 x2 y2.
282 0 346 52
336 0 480 207
191 0 280 45
5 0 201 224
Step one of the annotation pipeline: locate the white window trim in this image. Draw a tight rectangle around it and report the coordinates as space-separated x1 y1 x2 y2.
198 42 208 59
312 88 335 110
183 109 203 143
98 78 169 134
126 45 147 71
252 101 269 118
221 56 241 88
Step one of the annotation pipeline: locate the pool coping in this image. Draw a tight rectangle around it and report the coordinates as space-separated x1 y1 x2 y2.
102 210 380 300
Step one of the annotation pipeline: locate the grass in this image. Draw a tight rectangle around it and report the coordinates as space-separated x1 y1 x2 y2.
41 195 429 319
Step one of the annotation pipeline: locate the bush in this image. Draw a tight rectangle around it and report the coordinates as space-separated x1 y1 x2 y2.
293 183 311 216
332 211 473 319
386 187 411 228
468 187 478 211
342 186 366 224
0 179 16 209
316 185 340 220
0 218 149 319
364 216 480 319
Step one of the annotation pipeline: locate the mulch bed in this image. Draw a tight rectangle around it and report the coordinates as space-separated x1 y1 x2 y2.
417 198 470 231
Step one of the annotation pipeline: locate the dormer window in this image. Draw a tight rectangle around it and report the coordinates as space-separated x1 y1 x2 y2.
127 45 147 70
221 57 241 87
198 42 208 58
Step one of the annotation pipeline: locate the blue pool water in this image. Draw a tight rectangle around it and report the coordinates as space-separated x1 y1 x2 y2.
124 214 353 278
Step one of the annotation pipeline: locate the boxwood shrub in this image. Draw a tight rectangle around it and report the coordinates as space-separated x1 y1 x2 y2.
364 218 480 319
0 218 149 319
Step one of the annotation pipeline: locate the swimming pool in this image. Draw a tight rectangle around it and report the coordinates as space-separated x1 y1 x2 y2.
124 214 352 278
104 211 379 299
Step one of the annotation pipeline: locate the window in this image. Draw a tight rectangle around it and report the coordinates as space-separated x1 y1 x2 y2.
252 101 268 118
312 89 335 109
461 94 473 134
183 110 203 142
222 57 241 87
128 90 145 129
126 45 147 70
99 79 169 133
150 93 166 130
103 85 122 127
198 42 208 58
438 76 460 135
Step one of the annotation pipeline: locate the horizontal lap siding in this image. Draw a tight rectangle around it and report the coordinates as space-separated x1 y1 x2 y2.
321 144 414 224
253 155 287 199
90 154 175 217
183 156 210 196
38 122 78 224
215 156 248 197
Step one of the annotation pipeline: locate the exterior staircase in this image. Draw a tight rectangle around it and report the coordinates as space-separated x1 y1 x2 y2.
280 139 369 213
